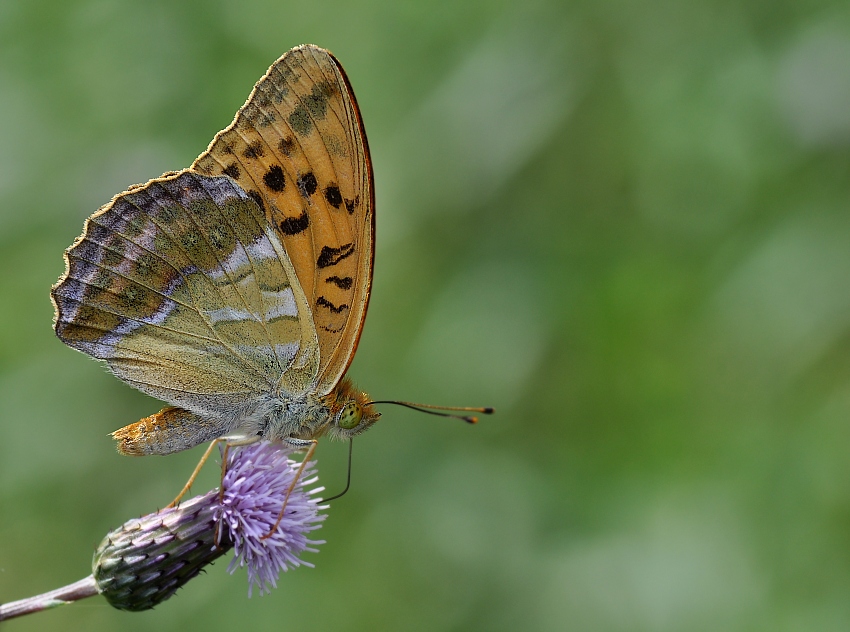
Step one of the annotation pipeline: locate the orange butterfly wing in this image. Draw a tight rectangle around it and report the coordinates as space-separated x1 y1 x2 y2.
192 44 374 394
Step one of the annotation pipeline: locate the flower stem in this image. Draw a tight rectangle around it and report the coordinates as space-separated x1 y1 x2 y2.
0 575 98 622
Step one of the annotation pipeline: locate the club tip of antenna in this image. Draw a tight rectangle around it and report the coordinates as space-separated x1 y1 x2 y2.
463 416 479 424
482 407 495 414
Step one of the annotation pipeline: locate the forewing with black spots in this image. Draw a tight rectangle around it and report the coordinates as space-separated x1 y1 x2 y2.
192 44 374 395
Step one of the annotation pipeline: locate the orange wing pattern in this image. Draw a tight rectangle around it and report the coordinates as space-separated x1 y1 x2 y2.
192 44 374 394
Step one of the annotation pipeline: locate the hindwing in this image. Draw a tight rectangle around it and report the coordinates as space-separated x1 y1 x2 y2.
51 171 319 414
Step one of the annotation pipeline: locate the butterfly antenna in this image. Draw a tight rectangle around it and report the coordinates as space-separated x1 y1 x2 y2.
367 401 494 424
324 439 354 503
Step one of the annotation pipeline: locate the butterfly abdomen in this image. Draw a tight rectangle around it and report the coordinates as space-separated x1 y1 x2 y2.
113 407 231 456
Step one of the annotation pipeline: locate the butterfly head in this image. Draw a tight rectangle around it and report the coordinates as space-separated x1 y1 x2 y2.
324 377 380 440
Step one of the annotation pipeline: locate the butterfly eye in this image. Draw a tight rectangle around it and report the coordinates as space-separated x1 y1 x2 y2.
337 402 362 430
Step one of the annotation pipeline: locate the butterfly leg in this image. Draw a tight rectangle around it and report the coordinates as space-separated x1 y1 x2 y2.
165 438 223 508
166 434 262 508
261 438 318 541
215 435 263 503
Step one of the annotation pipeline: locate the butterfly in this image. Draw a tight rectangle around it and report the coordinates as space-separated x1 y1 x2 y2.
51 45 381 462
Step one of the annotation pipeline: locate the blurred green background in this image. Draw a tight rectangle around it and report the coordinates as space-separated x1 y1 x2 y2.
3 0 850 629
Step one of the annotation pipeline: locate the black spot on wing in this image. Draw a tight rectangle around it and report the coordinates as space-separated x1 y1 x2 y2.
344 195 360 215
297 172 318 198
222 163 240 179
278 137 295 157
280 210 309 235
324 185 342 209
243 141 265 159
325 275 353 290
263 165 286 192
316 296 349 314
316 243 355 269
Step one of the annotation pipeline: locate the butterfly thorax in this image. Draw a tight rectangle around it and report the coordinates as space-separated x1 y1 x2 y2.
258 377 380 444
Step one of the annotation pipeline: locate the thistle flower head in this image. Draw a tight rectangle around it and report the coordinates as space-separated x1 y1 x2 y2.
214 442 326 596
93 441 326 609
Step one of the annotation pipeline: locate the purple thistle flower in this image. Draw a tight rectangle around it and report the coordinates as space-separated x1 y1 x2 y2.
89 441 326 610
214 442 327 596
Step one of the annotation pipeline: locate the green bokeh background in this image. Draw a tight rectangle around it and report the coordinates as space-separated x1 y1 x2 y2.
3 0 850 629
